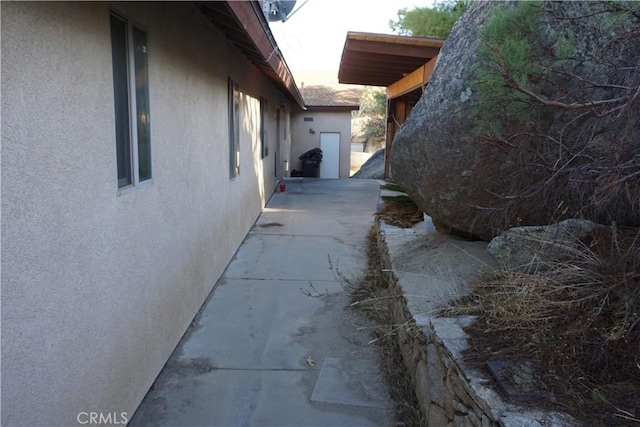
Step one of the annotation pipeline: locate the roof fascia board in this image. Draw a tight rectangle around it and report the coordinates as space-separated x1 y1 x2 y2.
225 1 306 109
345 38 440 59
305 105 359 111
346 31 444 47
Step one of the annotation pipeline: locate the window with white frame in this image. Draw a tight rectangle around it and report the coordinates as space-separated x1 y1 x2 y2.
110 12 152 189
229 78 240 178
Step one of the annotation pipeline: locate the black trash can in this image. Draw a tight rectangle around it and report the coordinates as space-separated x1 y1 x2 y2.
299 148 323 178
301 158 321 177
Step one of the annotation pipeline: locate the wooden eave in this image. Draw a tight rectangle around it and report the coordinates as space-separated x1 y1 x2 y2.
338 31 443 87
194 1 306 109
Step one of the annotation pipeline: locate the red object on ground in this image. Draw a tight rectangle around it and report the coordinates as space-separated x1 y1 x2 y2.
279 183 286 192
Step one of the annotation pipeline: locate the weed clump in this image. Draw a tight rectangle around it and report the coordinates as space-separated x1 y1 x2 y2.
376 183 424 228
345 226 426 426
449 226 640 425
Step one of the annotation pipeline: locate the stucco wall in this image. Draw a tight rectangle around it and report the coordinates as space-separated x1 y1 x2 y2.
291 110 352 178
1 2 292 425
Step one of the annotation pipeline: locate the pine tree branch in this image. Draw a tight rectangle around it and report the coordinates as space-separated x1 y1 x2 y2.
484 42 632 111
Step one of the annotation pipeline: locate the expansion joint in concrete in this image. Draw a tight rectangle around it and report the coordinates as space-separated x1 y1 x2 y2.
209 367 310 372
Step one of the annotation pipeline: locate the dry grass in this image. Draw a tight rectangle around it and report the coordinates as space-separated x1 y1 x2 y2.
375 182 424 229
375 198 423 229
345 226 426 426
447 226 640 425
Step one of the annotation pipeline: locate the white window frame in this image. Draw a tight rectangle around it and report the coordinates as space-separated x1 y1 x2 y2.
229 78 240 179
110 11 153 193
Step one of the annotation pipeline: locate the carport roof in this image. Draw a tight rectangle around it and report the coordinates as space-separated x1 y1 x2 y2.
338 32 443 87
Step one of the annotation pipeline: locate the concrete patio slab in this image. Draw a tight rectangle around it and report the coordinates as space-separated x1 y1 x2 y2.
310 357 391 409
129 179 394 427
131 368 387 427
252 210 373 237
222 234 369 281
178 279 346 370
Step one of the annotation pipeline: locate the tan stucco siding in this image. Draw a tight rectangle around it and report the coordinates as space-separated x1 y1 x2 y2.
291 110 352 178
1 2 291 426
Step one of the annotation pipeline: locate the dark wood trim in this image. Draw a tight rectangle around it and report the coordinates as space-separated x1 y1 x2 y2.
345 38 440 59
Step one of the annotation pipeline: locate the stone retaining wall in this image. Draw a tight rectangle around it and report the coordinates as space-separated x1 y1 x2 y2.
375 219 576 427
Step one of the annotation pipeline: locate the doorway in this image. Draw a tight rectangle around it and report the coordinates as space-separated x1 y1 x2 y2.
320 132 340 179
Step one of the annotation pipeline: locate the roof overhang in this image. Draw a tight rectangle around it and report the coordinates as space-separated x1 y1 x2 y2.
304 105 359 112
195 1 306 109
338 31 443 88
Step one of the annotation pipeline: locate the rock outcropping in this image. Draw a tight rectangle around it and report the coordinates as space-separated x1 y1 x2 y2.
391 1 640 240
488 219 605 272
351 148 385 179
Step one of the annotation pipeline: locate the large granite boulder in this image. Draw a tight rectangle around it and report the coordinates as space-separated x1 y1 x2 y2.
391 1 640 241
351 148 385 179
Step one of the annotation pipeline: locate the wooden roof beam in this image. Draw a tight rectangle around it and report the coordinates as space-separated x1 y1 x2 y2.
386 55 439 100
339 64 417 79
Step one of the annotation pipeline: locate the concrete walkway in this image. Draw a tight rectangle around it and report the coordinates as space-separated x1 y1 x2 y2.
130 179 395 427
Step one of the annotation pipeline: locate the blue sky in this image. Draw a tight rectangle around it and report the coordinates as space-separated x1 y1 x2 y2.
269 0 435 73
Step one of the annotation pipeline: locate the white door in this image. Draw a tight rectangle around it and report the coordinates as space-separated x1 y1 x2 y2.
320 133 340 179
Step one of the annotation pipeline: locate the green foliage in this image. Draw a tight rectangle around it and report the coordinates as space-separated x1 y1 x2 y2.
474 1 541 136
478 1 539 84
380 194 416 206
379 182 405 193
599 1 640 30
389 0 471 39
552 30 576 60
359 87 386 117
355 87 386 141
379 183 417 206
